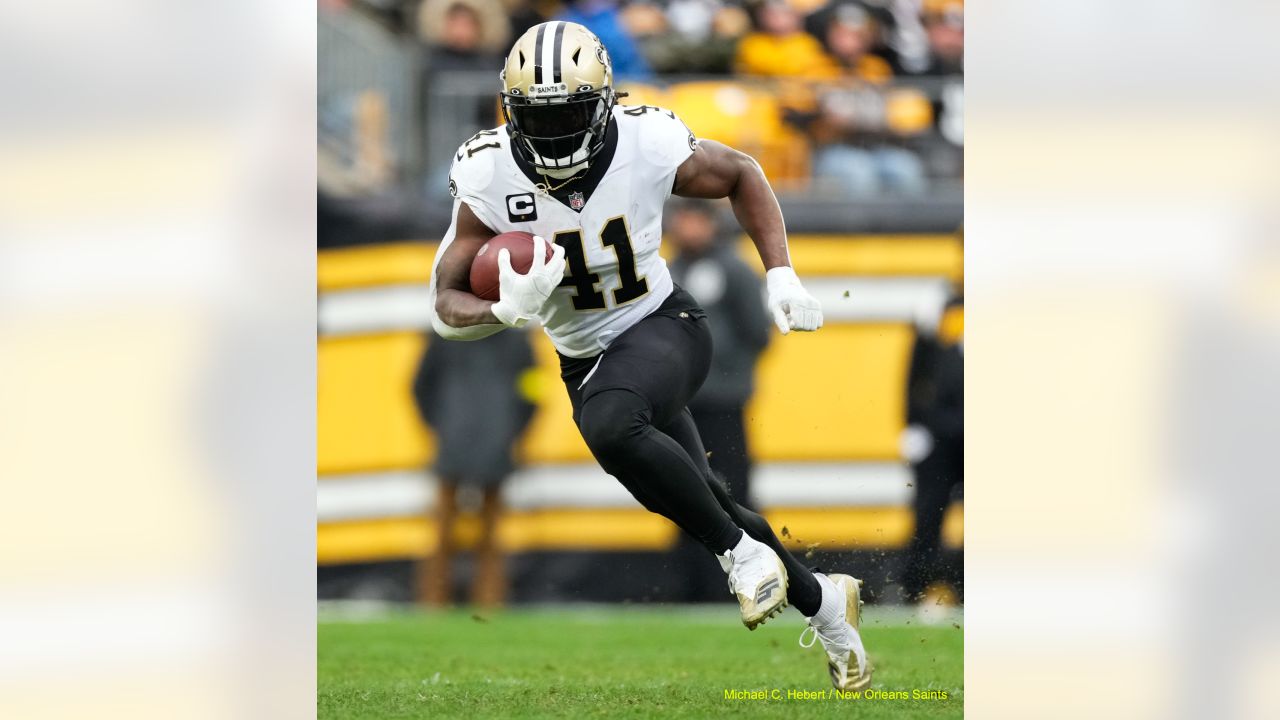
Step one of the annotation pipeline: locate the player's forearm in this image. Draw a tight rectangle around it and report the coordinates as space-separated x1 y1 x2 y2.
435 288 501 328
729 155 791 271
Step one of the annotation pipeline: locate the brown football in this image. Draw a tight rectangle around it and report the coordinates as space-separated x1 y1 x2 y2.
468 231 555 301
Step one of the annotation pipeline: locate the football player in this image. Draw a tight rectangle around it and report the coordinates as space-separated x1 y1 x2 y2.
429 21 870 691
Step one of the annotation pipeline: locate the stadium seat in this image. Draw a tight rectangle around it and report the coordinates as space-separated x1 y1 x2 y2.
884 86 935 137
664 81 811 187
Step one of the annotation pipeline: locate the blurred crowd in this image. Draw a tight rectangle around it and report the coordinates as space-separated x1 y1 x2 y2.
323 0 962 198
346 0 961 79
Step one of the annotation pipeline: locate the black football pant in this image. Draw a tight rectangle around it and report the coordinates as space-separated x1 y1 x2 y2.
689 405 754 511
676 404 756 602
559 286 822 616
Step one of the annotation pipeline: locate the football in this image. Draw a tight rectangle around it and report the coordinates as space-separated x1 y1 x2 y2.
468 231 555 301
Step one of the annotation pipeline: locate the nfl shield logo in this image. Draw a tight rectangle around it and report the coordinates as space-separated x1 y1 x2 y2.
568 191 585 210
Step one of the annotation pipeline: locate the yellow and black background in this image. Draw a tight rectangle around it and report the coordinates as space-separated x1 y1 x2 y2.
317 231 963 601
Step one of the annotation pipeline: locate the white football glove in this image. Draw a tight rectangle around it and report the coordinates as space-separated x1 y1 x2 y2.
900 424 935 464
766 266 823 334
490 235 566 328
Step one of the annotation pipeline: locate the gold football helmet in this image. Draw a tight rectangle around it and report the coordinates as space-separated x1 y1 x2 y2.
500 21 617 174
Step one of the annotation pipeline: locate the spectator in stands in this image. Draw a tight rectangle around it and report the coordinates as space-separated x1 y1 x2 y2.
919 0 963 75
807 84 931 196
735 0 838 78
417 0 509 198
413 330 539 608
502 0 545 40
629 0 749 75
418 0 509 73
560 0 653 78
617 2 670 67
417 0 509 122
805 0 930 75
709 3 756 62
900 276 963 618
819 4 893 83
665 199 772 602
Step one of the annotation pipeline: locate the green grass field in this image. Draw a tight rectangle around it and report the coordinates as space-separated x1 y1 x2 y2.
319 605 963 719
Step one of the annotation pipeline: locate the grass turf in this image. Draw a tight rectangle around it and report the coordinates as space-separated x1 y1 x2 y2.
319 605 962 719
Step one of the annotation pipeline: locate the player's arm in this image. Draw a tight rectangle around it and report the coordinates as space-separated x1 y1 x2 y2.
433 201 567 336
673 140 789 270
433 202 503 334
673 140 822 333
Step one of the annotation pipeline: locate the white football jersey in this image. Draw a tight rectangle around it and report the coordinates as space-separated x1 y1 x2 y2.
431 104 699 358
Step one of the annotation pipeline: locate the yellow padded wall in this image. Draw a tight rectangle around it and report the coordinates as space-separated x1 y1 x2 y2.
317 323 913 473
747 323 912 461
318 332 434 474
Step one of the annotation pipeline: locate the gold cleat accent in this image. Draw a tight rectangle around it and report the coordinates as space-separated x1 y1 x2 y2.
736 557 788 630
826 574 872 691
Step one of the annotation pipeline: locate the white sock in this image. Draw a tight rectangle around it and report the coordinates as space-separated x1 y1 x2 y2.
811 573 844 626
718 531 754 574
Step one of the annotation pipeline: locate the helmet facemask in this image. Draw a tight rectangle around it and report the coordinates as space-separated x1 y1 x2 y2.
502 87 616 175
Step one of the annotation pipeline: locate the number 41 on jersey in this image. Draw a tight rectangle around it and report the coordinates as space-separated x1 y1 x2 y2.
554 216 648 311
